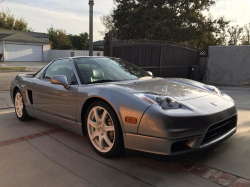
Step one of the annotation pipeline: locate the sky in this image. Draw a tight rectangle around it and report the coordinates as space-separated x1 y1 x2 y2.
0 0 250 42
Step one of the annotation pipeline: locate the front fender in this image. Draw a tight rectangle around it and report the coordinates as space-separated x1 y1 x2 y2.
77 85 151 134
10 74 34 105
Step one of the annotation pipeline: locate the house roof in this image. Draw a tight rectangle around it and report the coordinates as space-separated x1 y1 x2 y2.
0 32 50 44
93 37 119 46
0 29 50 38
93 40 104 46
20 31 49 39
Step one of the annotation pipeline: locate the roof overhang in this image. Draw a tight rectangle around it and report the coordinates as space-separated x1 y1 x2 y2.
1 41 51 45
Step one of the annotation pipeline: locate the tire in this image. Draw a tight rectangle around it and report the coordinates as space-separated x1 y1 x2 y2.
14 89 30 121
86 101 124 157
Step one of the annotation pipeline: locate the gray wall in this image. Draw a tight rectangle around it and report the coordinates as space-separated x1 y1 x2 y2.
199 57 208 76
206 46 250 86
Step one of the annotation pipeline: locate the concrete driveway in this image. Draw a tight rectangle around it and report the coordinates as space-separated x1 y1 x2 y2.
0 87 249 187
0 72 36 91
0 61 50 91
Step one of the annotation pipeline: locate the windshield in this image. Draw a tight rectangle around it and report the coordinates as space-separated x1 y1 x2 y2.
74 57 151 84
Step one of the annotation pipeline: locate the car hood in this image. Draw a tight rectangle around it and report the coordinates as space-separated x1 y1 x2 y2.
114 78 212 101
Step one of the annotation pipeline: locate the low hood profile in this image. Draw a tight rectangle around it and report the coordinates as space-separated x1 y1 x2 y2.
114 78 211 101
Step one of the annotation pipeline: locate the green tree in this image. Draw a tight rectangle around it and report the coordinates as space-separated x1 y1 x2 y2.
227 25 243 45
0 8 31 31
241 24 250 45
99 10 117 36
106 0 229 49
47 26 71 49
68 32 89 50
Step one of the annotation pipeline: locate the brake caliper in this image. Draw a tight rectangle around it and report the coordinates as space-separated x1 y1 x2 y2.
106 118 114 141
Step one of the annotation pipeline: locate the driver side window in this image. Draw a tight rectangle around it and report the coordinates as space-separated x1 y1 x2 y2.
44 59 77 85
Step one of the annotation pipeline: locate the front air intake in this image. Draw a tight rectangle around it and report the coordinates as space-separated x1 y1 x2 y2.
201 115 237 145
26 90 33 104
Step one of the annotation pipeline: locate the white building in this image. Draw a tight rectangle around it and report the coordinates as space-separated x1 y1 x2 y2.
0 29 50 62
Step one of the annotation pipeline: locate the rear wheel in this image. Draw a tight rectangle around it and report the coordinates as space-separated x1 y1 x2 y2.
86 101 124 157
14 90 30 121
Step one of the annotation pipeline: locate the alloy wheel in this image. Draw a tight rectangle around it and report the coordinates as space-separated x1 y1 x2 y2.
87 106 115 153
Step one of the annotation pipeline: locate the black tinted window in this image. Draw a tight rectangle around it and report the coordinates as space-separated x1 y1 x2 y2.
44 59 76 84
89 58 150 80
74 58 115 84
74 57 151 84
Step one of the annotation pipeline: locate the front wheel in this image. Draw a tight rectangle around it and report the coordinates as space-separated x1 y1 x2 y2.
14 90 30 121
86 101 124 157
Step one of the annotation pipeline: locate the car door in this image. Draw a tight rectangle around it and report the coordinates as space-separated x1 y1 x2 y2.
32 58 78 128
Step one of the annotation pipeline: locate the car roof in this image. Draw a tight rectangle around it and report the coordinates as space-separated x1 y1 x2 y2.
51 56 112 62
71 56 107 59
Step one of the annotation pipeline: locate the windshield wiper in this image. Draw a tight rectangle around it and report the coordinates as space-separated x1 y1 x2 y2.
87 80 118 84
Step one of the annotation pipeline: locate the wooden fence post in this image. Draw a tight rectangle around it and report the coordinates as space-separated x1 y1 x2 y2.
109 32 113 57
104 33 108 56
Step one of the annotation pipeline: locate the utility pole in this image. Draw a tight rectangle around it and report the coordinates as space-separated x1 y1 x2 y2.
89 0 94 56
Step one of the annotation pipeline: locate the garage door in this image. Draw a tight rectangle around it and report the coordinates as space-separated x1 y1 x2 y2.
5 44 43 61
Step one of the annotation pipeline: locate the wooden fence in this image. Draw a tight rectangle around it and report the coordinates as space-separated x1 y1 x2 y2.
104 36 200 78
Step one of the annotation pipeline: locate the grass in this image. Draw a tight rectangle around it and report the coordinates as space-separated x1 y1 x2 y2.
0 67 26 71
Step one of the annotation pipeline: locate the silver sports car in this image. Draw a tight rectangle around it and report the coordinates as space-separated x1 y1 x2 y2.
10 57 237 158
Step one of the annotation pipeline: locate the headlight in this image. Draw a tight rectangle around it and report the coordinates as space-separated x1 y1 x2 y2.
134 93 182 110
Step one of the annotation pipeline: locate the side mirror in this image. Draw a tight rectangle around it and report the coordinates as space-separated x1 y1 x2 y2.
147 71 153 76
51 75 70 89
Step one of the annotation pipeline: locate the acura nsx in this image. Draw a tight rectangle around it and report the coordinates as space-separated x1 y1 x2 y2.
10 57 237 157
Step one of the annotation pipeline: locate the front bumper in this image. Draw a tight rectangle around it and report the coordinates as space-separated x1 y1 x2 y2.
125 129 235 160
124 114 237 156
124 104 237 156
